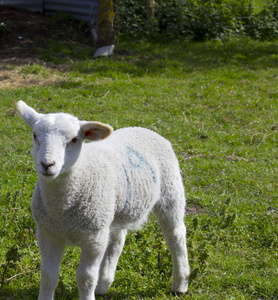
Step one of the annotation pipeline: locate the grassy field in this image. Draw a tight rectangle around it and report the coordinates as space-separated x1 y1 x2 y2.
1 18 278 300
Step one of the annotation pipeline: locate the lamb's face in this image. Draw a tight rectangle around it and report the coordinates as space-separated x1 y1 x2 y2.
32 114 83 179
17 101 113 181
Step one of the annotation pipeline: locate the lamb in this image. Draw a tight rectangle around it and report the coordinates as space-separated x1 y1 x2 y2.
16 100 190 300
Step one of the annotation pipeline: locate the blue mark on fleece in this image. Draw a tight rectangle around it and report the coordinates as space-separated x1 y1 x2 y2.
122 163 131 208
122 147 157 208
126 147 157 183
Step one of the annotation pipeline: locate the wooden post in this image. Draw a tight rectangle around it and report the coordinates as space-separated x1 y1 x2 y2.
94 0 115 57
146 0 155 31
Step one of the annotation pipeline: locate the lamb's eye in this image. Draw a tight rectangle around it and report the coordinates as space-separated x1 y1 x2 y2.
33 133 40 145
66 137 78 148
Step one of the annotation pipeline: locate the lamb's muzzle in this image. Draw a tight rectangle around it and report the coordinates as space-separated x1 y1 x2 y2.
41 161 55 171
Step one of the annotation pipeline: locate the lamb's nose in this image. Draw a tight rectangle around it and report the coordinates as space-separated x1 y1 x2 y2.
41 161 55 171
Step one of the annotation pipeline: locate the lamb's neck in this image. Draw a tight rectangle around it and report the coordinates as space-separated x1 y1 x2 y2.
38 170 81 209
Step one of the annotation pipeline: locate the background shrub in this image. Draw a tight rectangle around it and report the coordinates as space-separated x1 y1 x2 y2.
115 0 278 41
245 1 278 39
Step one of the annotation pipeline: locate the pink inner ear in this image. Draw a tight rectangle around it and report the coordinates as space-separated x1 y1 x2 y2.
85 129 95 137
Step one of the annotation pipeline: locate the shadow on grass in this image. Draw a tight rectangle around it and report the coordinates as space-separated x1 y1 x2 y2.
97 290 158 300
2 286 79 300
68 39 278 78
97 289 191 299
1 286 181 300
2 39 278 89
1 286 39 300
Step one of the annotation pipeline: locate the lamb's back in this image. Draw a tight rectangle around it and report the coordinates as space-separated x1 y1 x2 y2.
85 127 179 229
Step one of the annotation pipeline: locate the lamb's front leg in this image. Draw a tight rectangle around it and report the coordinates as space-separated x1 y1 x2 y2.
76 230 109 300
37 229 66 300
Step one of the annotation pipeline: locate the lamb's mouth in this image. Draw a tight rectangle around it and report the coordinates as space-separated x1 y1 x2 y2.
40 172 57 178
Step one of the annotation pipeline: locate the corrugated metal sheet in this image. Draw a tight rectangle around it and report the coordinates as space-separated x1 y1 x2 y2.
0 0 42 12
0 0 99 25
43 0 99 25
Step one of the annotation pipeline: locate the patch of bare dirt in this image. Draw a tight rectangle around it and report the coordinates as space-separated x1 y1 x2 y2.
1 6 48 59
0 63 66 89
0 6 94 88
0 6 94 59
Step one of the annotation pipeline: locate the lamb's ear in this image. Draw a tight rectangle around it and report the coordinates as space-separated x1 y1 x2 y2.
16 100 42 128
80 121 113 141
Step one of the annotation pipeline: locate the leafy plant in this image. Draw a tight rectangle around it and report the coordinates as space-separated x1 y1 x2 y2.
246 1 278 39
115 0 278 41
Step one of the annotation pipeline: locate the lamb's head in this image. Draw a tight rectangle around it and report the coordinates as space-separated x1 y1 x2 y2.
17 101 113 180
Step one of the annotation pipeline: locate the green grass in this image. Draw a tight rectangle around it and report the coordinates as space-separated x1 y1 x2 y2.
0 38 278 299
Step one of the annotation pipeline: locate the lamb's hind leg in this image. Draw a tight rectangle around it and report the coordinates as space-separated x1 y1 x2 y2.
95 228 127 295
153 198 190 294
76 229 110 300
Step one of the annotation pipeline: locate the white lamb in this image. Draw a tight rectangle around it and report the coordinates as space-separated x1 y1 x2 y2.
17 100 190 300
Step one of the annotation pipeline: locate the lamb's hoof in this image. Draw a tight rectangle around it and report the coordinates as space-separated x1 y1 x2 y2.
95 286 108 295
171 291 186 297
95 279 112 295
